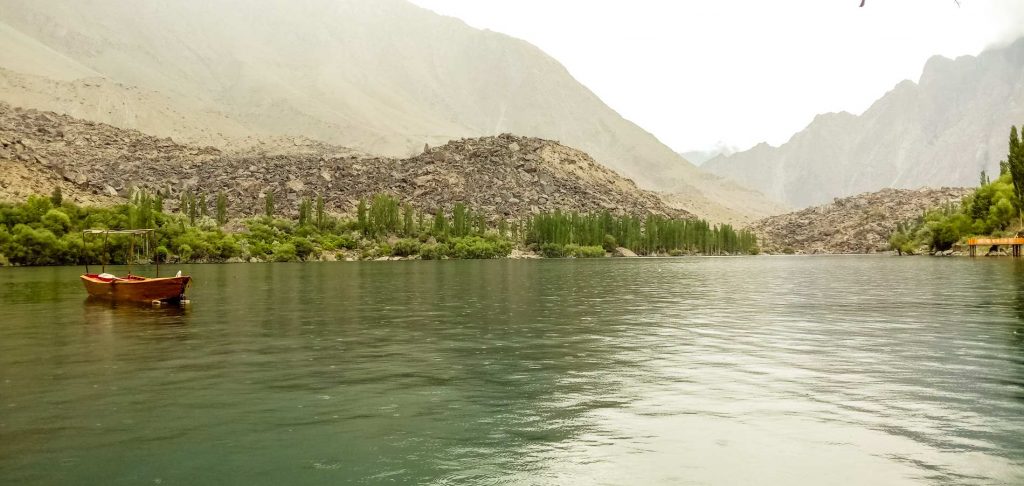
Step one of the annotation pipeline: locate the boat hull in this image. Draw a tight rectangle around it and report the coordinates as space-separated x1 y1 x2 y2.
80 274 191 303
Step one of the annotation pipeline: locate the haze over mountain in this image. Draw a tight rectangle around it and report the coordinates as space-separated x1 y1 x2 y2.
0 0 784 223
704 38 1024 208
681 144 738 166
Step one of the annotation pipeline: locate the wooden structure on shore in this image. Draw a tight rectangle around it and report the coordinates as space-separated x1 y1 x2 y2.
966 237 1024 257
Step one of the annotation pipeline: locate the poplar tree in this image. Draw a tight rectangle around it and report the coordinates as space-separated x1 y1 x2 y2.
476 214 487 236
180 192 189 217
216 192 228 226
187 191 198 225
1009 125 1024 226
433 210 448 238
452 203 468 237
198 193 208 217
315 194 325 230
264 192 275 218
298 197 311 226
357 198 368 234
525 210 758 255
402 203 414 236
368 194 400 236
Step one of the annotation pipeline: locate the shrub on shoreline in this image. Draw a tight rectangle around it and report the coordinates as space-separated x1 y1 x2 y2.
564 244 604 258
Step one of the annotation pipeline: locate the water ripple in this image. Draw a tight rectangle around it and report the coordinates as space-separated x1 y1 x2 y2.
0 257 1022 485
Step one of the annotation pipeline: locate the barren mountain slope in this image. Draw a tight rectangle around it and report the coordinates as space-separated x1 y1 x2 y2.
0 103 688 220
0 0 780 222
704 38 1024 208
750 187 971 254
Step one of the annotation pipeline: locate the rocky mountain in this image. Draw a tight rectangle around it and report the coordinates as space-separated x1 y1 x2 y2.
0 0 781 223
0 103 688 220
680 145 737 166
704 38 1024 208
750 187 971 254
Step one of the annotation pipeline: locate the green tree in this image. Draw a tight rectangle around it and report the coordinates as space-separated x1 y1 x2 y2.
264 192 275 218
356 198 368 234
603 234 617 252
216 192 228 226
298 197 312 227
367 194 400 237
186 191 198 226
41 209 71 236
178 244 193 263
1009 125 1024 226
888 227 912 255
432 210 448 239
315 194 325 230
155 245 169 264
198 193 208 218
392 238 421 257
402 203 414 236
452 203 468 237
498 217 508 238
525 210 757 256
475 213 487 236
293 237 315 261
271 242 297 262
179 192 189 218
50 186 63 207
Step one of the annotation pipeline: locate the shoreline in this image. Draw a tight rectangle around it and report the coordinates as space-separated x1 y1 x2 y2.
6 248 1018 267
0 252 767 268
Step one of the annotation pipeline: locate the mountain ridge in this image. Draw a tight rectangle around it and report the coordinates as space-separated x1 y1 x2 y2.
704 38 1024 208
0 0 785 223
0 102 689 221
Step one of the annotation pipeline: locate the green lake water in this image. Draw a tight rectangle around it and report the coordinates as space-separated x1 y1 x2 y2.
1 256 1023 485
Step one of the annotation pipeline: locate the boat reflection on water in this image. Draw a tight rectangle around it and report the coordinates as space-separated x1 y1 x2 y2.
83 296 191 329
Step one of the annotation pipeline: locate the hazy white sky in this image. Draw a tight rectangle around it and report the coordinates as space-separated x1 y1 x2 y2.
408 0 1024 153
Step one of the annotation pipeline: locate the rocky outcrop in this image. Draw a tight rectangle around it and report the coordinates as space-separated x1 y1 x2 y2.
0 103 688 220
613 247 638 257
750 187 972 254
0 0 781 223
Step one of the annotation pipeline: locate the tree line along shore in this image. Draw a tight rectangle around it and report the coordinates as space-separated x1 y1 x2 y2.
888 125 1024 255
0 191 758 266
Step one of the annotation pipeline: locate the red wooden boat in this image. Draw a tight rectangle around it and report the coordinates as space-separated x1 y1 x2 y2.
80 229 192 303
81 273 191 303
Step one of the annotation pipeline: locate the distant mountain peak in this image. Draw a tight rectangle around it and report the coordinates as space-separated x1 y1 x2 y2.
704 38 1024 208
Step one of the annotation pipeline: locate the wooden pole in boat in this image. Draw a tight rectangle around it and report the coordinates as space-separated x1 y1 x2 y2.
102 231 109 273
153 231 159 277
127 233 134 276
84 231 90 274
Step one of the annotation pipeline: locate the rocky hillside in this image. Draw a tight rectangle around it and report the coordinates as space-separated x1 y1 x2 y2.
0 103 687 220
704 38 1024 208
0 0 781 223
750 187 971 254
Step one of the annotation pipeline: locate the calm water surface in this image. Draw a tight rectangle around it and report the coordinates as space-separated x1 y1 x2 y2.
1 257 1023 485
